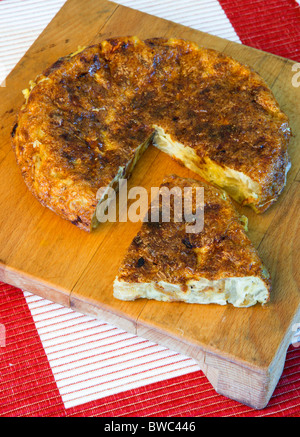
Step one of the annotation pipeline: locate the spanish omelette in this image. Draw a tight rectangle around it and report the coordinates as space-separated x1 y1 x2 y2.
11 36 291 231
113 175 271 308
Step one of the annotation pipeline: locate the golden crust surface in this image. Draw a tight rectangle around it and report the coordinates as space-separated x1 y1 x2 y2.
116 175 271 290
12 36 290 230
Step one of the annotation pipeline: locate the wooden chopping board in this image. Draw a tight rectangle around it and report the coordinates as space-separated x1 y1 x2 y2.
0 0 299 410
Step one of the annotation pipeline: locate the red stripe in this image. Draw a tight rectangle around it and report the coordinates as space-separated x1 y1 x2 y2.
219 0 300 61
0 284 65 417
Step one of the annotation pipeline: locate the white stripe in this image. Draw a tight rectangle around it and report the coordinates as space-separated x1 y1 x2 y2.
115 0 240 42
24 291 199 409
0 0 67 80
0 0 240 83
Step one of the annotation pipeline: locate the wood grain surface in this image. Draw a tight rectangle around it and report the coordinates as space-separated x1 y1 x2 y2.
0 0 299 409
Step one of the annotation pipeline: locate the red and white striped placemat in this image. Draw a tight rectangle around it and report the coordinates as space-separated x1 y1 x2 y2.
0 0 299 417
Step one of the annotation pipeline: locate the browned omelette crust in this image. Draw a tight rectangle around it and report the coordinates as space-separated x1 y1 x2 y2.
116 175 271 296
12 37 290 231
